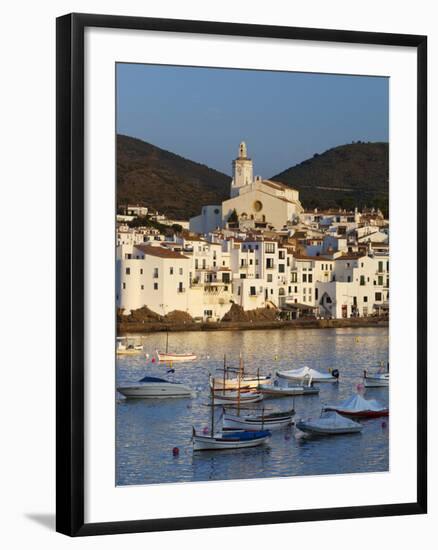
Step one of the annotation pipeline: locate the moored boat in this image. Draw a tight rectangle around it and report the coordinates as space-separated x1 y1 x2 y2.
116 337 143 355
156 351 197 362
276 366 339 383
223 409 294 431
117 375 194 398
213 390 263 405
363 369 389 388
296 411 363 435
259 383 319 397
209 373 271 390
324 394 388 418
192 429 271 451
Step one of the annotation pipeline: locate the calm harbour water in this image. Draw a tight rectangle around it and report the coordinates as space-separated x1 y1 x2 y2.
116 327 389 486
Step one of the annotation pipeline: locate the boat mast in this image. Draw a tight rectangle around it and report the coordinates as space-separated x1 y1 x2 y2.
166 331 169 353
237 354 242 416
223 354 226 397
211 378 215 437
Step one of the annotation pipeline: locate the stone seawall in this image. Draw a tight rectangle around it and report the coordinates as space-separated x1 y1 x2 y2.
118 316 388 335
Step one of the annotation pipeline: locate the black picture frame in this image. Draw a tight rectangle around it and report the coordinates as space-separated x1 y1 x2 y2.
56 12 427 537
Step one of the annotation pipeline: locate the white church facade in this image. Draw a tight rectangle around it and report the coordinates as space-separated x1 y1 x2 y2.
189 142 303 234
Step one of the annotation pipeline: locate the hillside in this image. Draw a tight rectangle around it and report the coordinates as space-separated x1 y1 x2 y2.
117 137 389 219
117 135 231 219
271 142 389 215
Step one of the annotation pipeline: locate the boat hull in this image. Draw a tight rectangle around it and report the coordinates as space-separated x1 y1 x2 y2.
259 384 319 396
223 414 293 431
213 392 263 405
193 433 270 451
276 371 338 383
157 352 197 362
324 407 389 418
296 422 363 435
210 375 271 390
117 383 193 398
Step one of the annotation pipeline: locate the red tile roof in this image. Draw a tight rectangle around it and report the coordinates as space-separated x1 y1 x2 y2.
135 244 189 259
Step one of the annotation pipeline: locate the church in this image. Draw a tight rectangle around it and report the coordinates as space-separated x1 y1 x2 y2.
189 142 303 234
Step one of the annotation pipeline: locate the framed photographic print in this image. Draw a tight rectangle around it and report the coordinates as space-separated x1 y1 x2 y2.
56 13 427 536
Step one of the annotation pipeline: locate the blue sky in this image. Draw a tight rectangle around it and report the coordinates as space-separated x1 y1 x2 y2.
117 63 388 177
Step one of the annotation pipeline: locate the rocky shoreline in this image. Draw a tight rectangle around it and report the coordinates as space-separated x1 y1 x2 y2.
118 316 388 335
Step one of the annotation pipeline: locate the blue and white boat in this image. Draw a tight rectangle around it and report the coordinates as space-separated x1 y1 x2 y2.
192 428 271 451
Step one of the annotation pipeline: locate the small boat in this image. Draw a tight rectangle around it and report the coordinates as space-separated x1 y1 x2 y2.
192 428 271 451
363 369 389 388
116 337 143 355
156 351 197 362
259 383 319 397
223 409 294 431
324 394 388 418
117 375 194 398
213 390 263 405
156 332 196 362
296 411 363 435
210 373 271 390
277 366 339 383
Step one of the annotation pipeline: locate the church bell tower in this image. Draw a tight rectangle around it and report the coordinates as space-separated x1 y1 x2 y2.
230 141 253 198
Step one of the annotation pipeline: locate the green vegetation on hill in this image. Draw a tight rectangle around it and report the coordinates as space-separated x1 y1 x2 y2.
117 135 231 219
271 142 389 216
117 136 389 219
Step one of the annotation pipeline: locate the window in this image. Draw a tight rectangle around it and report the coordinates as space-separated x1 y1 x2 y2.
202 259 206 269
153 268 159 278
195 259 198 269
140 268 143 275
141 285 144 290
179 267 183 275
122 283 126 289
303 288 306 294
347 276 351 282
279 250 285 259
125 267 130 275
270 289 273 295
294 286 298 293
360 275 365 286
291 272 297 283
178 282 183 292
308 274 313 283
378 261 384 273
255 259 259 265
154 282 158 290
375 292 382 301
303 274 307 283
170 267 174 275
267 274 273 283
279 264 285 273
315 288 318 300
378 275 384 286
266 258 274 269
364 296 368 303
240 274 246 279
303 296 306 302
204 309 213 317
250 286 256 296
265 243 275 253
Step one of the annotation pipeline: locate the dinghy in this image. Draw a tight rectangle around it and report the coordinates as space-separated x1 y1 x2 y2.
296 411 363 435
324 394 388 418
117 375 194 398
210 373 271 390
277 366 339 383
223 409 294 431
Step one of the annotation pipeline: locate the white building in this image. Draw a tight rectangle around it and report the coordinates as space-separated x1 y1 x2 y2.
190 142 304 234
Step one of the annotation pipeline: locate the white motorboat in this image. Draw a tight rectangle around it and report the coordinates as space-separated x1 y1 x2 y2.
259 382 319 397
296 411 363 435
192 428 271 451
117 375 194 399
324 394 389 418
277 366 339 383
223 409 294 431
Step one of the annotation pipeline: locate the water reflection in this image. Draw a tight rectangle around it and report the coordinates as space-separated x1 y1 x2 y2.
116 327 389 485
